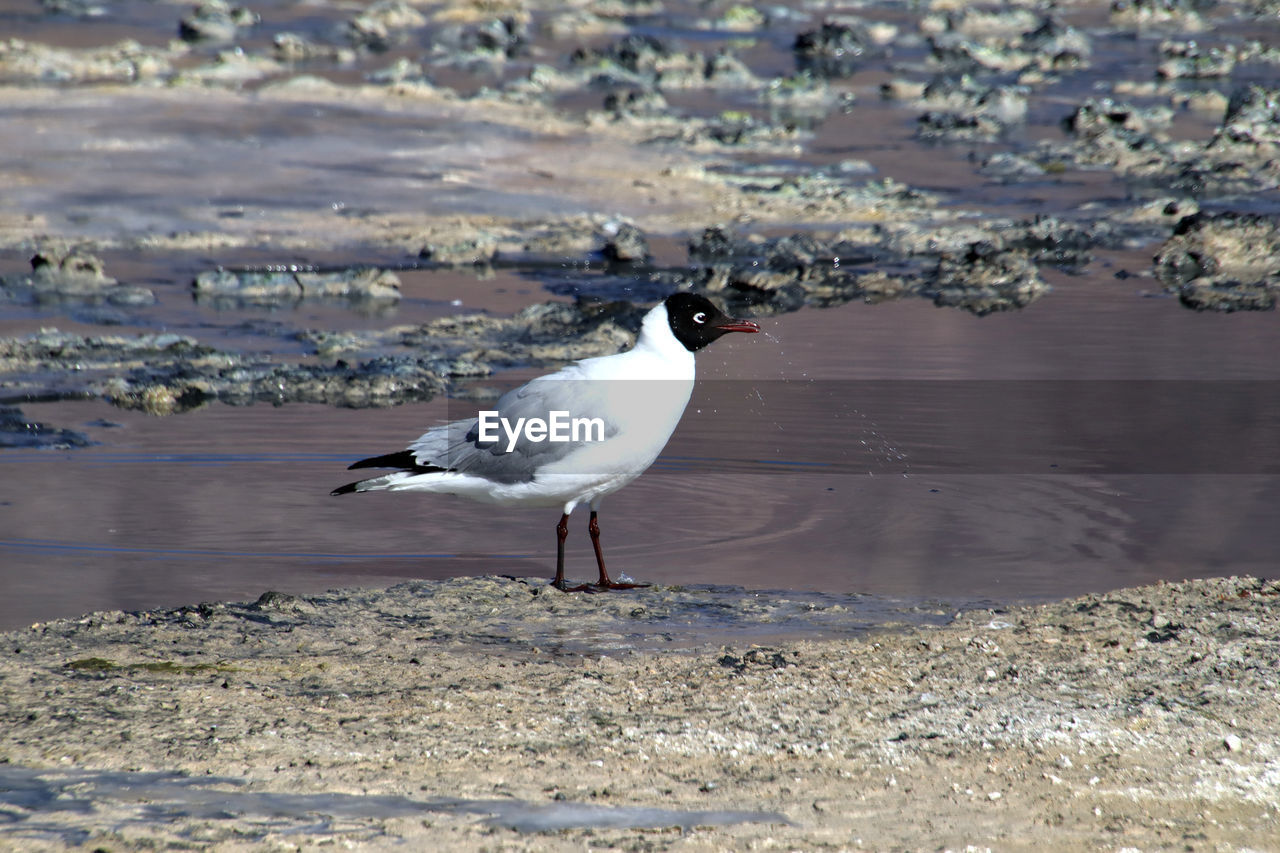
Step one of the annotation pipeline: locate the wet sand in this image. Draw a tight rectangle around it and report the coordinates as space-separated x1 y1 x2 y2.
2 575 1278 848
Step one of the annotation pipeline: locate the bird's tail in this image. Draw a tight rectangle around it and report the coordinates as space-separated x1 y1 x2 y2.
331 468 458 496
330 472 407 496
330 479 366 496
332 449 452 496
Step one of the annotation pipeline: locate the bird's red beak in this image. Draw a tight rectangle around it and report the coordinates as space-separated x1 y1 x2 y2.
714 318 761 334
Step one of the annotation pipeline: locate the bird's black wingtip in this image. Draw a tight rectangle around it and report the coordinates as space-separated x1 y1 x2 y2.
330 481 361 496
348 449 420 471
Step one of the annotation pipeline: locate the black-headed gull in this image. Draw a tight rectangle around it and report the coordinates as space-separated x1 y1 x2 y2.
332 292 760 591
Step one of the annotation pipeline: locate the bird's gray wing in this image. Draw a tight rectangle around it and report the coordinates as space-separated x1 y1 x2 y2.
407 374 621 484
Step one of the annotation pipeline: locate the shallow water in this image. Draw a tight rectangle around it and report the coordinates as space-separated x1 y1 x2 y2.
4 261 1280 630
0 766 790 842
3 0 1280 631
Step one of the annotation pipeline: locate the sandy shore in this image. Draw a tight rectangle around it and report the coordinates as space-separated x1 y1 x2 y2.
2 575 1277 850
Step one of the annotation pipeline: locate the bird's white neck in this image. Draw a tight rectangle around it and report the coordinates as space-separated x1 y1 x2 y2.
631 303 696 374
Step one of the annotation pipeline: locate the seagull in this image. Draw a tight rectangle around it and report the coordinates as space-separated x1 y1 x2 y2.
331 292 760 591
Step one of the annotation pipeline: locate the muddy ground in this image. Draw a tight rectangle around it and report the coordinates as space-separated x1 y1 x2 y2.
1 575 1278 849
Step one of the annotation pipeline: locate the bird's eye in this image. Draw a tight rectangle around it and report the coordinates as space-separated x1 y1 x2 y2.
692 312 707 324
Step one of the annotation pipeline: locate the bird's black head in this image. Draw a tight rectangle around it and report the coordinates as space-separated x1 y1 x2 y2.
664 292 761 352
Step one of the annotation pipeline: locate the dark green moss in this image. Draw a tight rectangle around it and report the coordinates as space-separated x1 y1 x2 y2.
64 658 230 674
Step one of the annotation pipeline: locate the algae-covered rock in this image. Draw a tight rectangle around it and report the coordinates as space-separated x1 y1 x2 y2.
1154 211 1280 312
925 244 1048 315
178 0 258 44
193 267 402 306
0 247 155 307
0 404 94 449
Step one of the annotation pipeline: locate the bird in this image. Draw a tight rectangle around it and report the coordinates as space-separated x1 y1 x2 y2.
331 292 760 592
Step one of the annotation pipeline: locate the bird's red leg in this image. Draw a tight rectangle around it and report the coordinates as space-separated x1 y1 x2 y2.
589 510 648 591
552 513 590 592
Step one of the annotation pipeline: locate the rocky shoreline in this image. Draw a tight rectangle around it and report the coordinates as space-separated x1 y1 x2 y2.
2 575 1277 849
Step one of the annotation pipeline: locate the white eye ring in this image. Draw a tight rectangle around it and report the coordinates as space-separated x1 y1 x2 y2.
692 312 707 324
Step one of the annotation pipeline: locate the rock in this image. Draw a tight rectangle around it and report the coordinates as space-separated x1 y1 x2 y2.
707 5 767 32
1177 279 1277 312
759 73 843 125
926 244 1049 315
104 353 447 414
0 247 155 307
928 32 1033 75
980 152 1047 180
685 226 1050 316
602 88 670 119
1061 98 1173 169
367 57 430 85
569 34 755 91
178 0 258 44
0 38 177 83
1047 85 1279 198
1110 0 1208 29
30 246 115 288
1208 85 1280 152
794 19 873 78
573 34 669 76
1001 216 1097 270
0 326 448 414
192 267 402 306
420 236 499 266
1153 211 1280 311
0 405 94 449
599 222 651 264
1022 18 1091 70
704 51 758 88
1157 40 1236 79
918 110 1007 143
456 17 528 59
918 9 1079 75
273 32 357 65
679 112 806 150
344 0 427 50
40 0 107 17
687 226 740 261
